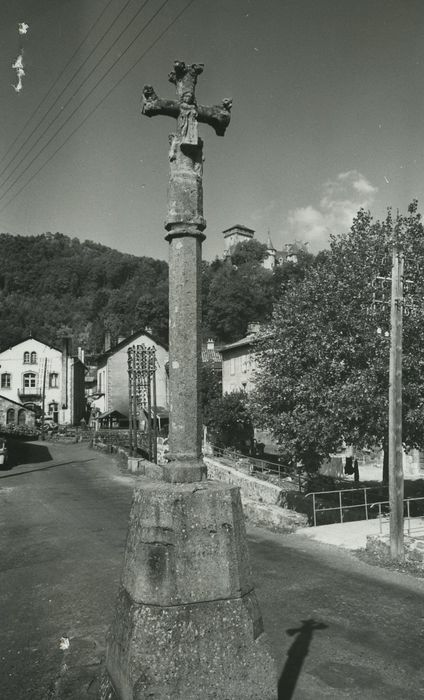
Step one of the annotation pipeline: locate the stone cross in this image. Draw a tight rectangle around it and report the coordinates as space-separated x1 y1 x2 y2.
142 61 232 141
101 65 276 700
141 61 232 482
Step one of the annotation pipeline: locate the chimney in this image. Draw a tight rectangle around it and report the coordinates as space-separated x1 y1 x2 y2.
118 336 125 345
247 323 260 335
145 327 153 335
104 331 111 352
207 338 215 350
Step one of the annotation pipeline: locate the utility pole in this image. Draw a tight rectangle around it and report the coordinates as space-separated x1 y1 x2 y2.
40 358 47 442
388 244 404 560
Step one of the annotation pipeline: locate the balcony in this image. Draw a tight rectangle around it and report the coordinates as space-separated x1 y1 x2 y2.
18 388 42 401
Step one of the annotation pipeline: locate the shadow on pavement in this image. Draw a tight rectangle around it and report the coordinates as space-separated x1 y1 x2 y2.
4 440 53 468
278 618 328 700
0 459 95 479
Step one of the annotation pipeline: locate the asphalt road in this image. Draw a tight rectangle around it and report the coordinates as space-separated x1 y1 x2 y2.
1 440 424 699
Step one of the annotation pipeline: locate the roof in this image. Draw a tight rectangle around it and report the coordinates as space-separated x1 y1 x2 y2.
0 335 60 354
220 332 258 353
0 394 35 410
142 405 169 418
98 409 128 420
222 224 255 237
96 328 168 365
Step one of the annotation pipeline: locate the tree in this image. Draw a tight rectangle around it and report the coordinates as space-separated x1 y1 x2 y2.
250 203 424 476
200 361 222 418
203 240 274 343
206 391 254 452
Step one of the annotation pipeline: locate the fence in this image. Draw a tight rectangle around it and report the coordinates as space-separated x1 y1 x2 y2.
208 444 304 488
305 486 424 533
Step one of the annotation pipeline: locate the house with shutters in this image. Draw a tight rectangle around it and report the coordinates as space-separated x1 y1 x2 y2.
0 336 86 426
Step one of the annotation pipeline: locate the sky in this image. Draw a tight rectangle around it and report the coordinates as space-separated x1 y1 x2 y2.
0 0 424 262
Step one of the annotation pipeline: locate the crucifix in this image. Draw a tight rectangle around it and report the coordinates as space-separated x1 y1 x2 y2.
102 63 276 700
142 61 232 480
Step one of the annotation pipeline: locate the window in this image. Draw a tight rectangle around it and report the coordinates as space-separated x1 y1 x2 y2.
23 351 30 363
6 408 15 424
1 373 11 389
23 372 36 388
30 351 37 364
49 373 59 388
18 409 26 426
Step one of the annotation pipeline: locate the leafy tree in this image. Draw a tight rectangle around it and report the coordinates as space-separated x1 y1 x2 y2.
206 391 254 452
250 202 424 478
272 249 316 301
200 361 222 424
203 240 274 343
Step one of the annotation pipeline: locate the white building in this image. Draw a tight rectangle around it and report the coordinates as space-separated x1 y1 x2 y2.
0 336 86 425
220 326 258 395
95 329 169 421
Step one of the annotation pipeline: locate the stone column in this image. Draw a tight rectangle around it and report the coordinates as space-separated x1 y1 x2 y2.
163 135 205 479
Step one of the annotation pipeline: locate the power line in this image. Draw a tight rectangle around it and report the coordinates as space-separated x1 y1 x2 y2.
0 0 155 201
0 0 117 168
0 0 144 188
0 0 197 215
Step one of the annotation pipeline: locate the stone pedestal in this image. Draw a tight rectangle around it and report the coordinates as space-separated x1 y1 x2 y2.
100 481 277 699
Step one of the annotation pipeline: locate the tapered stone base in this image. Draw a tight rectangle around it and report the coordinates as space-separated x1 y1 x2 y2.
100 480 277 699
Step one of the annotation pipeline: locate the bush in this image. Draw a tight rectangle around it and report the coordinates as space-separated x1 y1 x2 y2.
0 424 39 440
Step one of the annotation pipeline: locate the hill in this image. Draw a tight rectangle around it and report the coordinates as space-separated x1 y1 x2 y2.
0 232 169 353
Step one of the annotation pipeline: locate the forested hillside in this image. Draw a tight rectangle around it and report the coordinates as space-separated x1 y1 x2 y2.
0 232 169 353
0 232 315 355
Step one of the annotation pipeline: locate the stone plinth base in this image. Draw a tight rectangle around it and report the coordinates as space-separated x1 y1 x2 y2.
100 480 276 699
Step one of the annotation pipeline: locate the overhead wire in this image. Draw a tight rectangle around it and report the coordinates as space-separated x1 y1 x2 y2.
0 0 117 168
0 0 197 215
0 0 152 191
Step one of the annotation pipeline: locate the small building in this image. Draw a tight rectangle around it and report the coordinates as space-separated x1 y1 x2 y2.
97 409 129 430
0 394 36 428
95 329 169 419
220 325 259 395
0 336 86 426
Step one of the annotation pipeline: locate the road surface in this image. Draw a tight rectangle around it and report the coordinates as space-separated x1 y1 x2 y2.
1 440 423 699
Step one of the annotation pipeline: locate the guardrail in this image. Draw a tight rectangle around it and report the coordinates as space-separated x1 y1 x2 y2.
208 444 303 487
305 486 424 533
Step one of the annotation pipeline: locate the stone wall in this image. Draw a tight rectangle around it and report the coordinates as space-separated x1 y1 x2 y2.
203 456 296 506
203 456 307 533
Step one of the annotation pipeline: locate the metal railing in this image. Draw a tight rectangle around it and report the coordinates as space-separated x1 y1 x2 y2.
305 486 424 534
207 444 303 486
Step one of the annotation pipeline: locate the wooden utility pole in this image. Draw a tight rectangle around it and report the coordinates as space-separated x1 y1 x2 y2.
388 244 404 560
40 358 47 442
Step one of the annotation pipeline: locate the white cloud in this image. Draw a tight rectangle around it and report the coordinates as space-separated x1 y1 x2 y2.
286 170 378 250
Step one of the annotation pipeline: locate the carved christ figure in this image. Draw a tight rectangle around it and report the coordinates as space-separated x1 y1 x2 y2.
178 91 198 145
